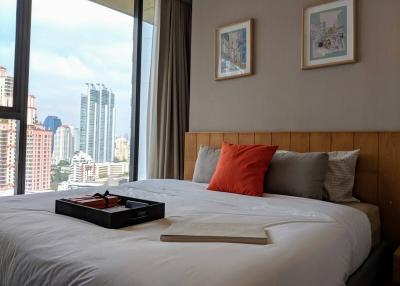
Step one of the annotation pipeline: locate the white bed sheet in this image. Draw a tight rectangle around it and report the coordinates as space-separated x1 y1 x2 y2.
0 179 371 286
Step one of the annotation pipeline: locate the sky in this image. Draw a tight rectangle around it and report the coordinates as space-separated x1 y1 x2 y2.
0 0 154 138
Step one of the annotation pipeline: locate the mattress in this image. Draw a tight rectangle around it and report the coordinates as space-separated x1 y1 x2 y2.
342 202 380 250
0 179 371 286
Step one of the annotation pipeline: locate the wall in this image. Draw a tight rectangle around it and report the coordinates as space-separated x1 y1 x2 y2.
189 0 400 132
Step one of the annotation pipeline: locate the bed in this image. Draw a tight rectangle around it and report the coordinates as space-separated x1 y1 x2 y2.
0 179 375 286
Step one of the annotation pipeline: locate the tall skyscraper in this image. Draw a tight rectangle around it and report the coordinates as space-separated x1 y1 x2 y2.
25 96 52 192
53 125 74 165
0 66 13 107
114 136 129 162
43 115 62 151
79 83 115 163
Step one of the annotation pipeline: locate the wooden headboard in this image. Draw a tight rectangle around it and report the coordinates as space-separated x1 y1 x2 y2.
184 131 400 247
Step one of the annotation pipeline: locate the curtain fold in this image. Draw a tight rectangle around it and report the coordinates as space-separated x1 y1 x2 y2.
147 0 192 179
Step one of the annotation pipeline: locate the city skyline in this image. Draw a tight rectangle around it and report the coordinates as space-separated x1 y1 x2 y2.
0 65 130 194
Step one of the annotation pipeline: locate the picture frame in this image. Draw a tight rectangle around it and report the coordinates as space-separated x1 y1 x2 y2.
302 0 356 70
215 19 254 80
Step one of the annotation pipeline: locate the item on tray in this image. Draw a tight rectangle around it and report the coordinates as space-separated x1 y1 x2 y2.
64 190 120 209
126 200 149 209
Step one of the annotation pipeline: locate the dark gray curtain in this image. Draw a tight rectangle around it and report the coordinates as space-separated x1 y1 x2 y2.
147 0 192 179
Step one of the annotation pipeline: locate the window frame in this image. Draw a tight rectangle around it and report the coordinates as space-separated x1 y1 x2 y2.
130 0 143 182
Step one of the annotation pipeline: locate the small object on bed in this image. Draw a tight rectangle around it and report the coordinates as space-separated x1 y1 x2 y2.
63 191 120 209
56 194 165 229
160 222 268 245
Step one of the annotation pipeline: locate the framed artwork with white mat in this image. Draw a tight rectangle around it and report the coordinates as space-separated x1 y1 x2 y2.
215 19 254 80
302 0 356 69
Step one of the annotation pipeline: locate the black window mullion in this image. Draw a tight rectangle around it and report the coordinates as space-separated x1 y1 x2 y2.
0 107 21 120
13 0 32 195
129 0 143 182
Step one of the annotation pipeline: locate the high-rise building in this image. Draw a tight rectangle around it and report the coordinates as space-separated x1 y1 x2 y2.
25 95 52 192
53 125 74 165
27 95 38 125
95 162 129 180
0 68 45 194
72 127 80 153
25 125 52 192
0 68 16 194
0 66 13 107
114 136 129 162
79 83 115 163
69 151 96 183
0 119 16 193
43 115 62 151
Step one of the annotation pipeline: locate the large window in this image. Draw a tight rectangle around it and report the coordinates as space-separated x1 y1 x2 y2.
27 0 135 193
0 0 154 195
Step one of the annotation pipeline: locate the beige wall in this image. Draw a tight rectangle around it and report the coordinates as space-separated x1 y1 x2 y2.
189 0 400 132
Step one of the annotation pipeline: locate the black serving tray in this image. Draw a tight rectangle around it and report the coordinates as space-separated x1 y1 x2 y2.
55 194 165 229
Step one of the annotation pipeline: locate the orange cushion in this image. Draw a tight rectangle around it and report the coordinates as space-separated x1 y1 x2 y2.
207 143 278 196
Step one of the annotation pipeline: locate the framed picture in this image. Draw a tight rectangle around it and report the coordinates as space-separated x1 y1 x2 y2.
215 19 253 80
302 0 356 69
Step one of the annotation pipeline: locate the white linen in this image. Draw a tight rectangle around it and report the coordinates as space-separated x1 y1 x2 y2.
0 179 371 286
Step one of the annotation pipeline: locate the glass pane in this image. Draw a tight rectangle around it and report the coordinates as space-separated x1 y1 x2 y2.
27 0 134 193
0 119 18 196
138 0 156 180
0 0 16 107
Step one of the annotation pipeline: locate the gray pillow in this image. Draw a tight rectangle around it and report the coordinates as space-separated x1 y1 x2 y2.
324 150 360 203
192 145 221 183
265 151 329 200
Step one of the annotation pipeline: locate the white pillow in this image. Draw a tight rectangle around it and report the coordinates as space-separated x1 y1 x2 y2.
324 150 360 202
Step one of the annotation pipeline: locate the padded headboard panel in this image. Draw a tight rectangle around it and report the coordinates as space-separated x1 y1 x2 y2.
184 131 400 247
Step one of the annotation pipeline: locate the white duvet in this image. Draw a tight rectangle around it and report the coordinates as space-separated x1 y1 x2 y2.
0 179 370 286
